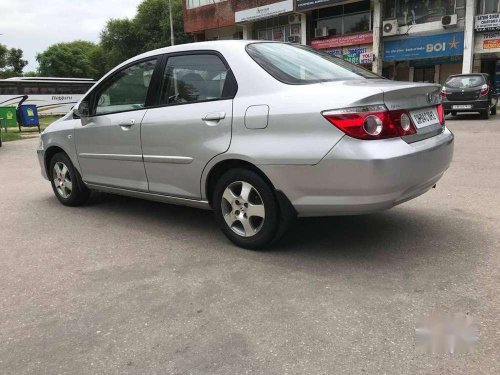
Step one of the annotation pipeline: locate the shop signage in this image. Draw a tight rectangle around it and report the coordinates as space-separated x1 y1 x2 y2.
475 13 500 32
482 31 500 49
384 32 464 61
235 0 293 23
326 45 373 65
311 32 373 50
296 0 344 11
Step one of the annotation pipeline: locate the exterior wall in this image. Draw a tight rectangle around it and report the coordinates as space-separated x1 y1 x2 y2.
183 0 283 34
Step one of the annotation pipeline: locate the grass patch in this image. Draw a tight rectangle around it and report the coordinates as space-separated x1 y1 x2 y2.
1 132 22 142
1 115 63 142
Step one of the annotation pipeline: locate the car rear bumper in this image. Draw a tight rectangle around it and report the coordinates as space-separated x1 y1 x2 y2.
443 99 489 112
260 128 454 217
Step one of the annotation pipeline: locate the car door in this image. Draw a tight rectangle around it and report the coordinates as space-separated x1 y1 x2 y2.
75 58 159 191
141 53 237 199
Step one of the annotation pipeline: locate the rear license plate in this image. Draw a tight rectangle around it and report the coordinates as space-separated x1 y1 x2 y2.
410 107 439 129
452 104 473 109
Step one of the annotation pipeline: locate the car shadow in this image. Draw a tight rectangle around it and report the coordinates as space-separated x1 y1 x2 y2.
79 192 487 271
446 113 494 121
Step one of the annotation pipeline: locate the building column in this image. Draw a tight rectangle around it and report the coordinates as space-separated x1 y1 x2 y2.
409 66 415 82
372 0 383 75
300 13 307 45
242 23 252 40
434 64 441 84
462 0 476 74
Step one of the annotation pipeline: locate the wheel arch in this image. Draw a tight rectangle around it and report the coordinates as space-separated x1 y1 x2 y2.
204 158 276 207
44 145 68 178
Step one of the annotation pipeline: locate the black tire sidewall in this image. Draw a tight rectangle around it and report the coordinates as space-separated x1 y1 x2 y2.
49 152 89 206
213 168 280 250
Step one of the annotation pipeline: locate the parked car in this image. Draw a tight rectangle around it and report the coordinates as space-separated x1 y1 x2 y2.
37 41 454 249
441 73 498 119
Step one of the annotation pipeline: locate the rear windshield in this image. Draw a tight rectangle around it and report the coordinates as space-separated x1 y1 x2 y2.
445 75 485 88
246 42 380 85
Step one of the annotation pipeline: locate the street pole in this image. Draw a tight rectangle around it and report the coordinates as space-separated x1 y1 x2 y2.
168 0 175 46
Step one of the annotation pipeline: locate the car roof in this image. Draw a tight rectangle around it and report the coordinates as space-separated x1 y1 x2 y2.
137 40 255 60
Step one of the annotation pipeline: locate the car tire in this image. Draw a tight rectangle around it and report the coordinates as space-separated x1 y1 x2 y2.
49 152 90 206
451 111 457 116
491 106 497 115
481 109 490 119
213 168 281 250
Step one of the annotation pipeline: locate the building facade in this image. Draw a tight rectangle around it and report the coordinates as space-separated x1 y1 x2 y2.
183 0 500 87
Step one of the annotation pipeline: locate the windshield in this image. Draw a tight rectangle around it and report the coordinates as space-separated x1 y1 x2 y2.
246 42 380 85
445 75 485 89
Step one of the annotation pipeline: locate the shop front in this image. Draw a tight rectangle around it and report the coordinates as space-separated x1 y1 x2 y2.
235 0 304 44
383 31 465 83
310 32 374 69
474 12 500 92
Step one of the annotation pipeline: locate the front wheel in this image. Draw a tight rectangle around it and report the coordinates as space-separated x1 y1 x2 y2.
213 169 281 250
50 152 90 206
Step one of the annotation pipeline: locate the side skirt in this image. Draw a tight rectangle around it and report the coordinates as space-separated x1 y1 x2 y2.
85 183 211 210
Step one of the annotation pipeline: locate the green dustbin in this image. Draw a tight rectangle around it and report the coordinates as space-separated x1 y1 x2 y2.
0 106 18 128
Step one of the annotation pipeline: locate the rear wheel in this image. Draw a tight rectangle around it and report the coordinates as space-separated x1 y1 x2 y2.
213 168 281 250
491 105 497 115
50 152 90 206
481 109 490 120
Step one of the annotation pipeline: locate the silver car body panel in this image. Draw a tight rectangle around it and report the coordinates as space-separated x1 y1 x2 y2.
38 40 454 217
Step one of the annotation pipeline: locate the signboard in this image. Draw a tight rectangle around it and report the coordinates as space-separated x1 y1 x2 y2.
474 31 500 53
475 13 500 32
235 0 293 23
326 45 373 65
384 32 464 61
296 0 343 11
311 32 373 50
483 31 500 49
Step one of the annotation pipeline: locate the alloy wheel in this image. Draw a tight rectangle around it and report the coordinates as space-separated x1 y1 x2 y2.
53 162 72 199
221 181 266 237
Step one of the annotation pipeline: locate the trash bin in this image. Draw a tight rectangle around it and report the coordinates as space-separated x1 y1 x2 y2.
0 106 18 128
18 105 39 127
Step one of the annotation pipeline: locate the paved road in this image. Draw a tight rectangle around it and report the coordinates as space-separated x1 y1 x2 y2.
1 114 499 374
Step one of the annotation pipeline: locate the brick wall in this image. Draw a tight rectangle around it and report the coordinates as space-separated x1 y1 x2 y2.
183 0 284 33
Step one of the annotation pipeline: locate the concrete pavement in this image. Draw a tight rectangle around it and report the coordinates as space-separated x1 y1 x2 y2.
0 114 499 374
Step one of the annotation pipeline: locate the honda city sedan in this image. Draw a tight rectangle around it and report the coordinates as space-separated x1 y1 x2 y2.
37 41 454 249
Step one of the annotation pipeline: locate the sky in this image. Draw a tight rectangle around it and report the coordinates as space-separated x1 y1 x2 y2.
0 0 144 72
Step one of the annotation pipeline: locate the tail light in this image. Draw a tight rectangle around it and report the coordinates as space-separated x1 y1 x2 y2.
436 103 445 126
322 105 417 140
440 86 447 99
480 84 489 96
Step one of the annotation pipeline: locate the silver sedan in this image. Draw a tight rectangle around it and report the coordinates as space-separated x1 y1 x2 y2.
37 41 454 249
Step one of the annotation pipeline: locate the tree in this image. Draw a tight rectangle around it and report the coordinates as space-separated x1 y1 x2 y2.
0 44 28 78
99 0 192 71
36 41 100 78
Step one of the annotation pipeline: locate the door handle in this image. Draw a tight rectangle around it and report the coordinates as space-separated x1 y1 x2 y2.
119 119 135 128
202 112 226 122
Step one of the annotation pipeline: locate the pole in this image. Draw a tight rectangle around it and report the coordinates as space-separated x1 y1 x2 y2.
168 0 175 46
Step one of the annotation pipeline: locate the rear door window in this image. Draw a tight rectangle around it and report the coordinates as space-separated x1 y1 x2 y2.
159 54 236 105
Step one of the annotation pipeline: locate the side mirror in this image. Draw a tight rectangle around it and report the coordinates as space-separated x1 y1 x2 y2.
73 101 89 118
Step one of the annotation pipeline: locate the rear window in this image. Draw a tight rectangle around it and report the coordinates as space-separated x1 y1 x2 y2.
445 75 485 88
246 42 380 85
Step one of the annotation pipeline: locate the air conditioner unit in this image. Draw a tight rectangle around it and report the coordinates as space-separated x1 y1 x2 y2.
288 14 301 24
287 35 300 44
314 27 328 38
441 14 458 28
383 20 399 36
